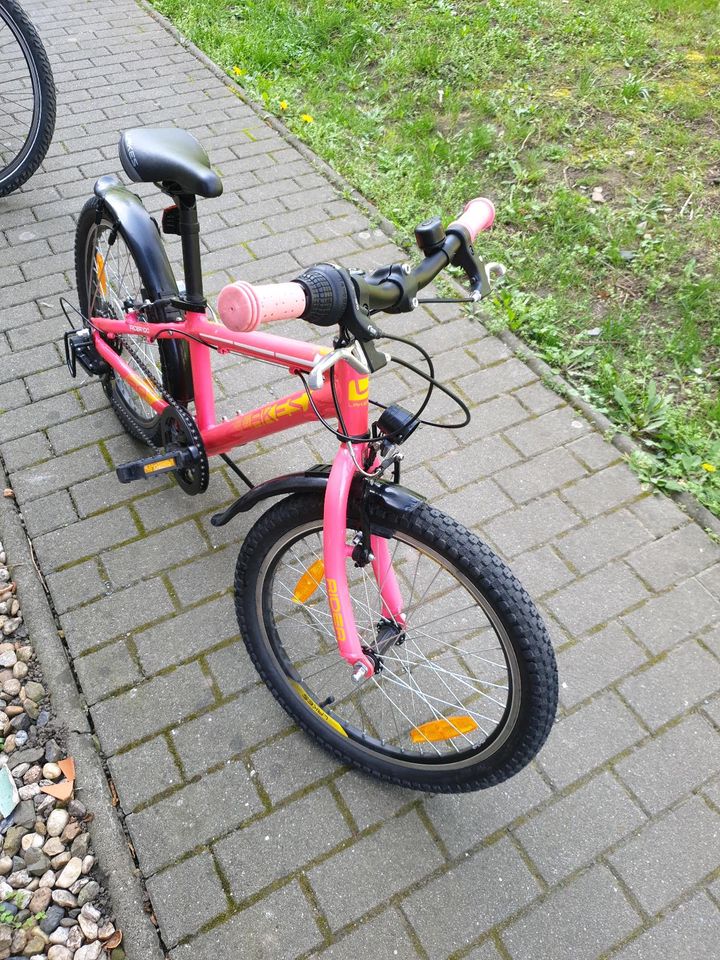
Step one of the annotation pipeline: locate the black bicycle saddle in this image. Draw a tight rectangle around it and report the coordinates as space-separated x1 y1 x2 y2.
118 127 223 198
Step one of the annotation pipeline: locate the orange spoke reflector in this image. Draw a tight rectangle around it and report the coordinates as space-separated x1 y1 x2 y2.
95 252 108 296
292 558 324 603
410 716 479 743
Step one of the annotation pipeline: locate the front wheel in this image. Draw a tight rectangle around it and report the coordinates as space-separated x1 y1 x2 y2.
235 493 558 793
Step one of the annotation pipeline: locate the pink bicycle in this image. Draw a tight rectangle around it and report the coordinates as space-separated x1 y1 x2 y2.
66 127 557 792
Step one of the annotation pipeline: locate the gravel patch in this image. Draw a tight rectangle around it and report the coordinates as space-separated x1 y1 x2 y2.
0 537 124 960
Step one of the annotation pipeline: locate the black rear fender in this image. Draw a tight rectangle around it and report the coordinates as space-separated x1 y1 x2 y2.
93 175 193 404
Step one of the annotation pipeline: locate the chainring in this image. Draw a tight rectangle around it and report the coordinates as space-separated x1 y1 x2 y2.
159 404 209 496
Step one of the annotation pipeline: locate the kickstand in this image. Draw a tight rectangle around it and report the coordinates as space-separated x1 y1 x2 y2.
219 453 254 491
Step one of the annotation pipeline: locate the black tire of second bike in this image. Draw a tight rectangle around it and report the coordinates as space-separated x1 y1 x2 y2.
0 0 56 196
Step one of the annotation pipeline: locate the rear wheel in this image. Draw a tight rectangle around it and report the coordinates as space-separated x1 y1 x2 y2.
75 197 170 445
235 493 558 793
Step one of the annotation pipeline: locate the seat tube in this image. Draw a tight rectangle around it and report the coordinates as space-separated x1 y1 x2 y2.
176 194 215 429
187 324 216 431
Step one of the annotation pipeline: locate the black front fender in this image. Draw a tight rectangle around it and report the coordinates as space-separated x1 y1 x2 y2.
211 465 424 528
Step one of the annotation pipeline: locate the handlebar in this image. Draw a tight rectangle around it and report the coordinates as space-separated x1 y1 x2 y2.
217 195 497 333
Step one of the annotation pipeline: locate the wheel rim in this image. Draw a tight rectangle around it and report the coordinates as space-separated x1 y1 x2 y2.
0 6 41 184
86 222 164 424
257 519 522 769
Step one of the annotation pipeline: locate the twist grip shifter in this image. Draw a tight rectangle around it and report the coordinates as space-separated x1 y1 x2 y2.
295 264 348 326
297 263 389 376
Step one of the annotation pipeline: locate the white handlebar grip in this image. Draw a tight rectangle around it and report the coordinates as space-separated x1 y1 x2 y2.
217 281 307 332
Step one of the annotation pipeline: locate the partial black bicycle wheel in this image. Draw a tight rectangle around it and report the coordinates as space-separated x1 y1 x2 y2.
0 0 55 196
75 196 172 445
235 492 558 793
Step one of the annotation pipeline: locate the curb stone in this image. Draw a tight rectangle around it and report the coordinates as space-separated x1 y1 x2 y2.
140 0 720 541
0 459 165 960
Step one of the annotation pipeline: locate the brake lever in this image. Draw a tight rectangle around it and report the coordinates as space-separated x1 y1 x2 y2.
308 342 372 391
469 260 507 299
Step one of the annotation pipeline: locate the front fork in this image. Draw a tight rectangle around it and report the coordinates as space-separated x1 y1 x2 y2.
323 445 405 680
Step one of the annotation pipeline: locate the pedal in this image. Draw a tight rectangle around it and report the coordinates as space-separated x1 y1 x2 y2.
116 446 200 484
64 329 110 378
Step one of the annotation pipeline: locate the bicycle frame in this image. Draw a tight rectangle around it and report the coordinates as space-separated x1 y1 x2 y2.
90 309 405 678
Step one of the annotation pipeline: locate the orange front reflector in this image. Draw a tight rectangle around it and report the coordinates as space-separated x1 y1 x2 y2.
95 252 108 296
410 716 479 743
292 559 324 603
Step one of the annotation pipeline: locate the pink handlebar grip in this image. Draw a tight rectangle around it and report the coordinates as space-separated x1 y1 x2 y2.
217 280 307 332
447 197 495 242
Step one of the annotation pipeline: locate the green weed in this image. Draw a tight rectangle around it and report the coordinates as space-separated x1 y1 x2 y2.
153 0 720 514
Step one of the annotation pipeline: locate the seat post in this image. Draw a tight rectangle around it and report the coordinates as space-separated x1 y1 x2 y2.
177 193 204 308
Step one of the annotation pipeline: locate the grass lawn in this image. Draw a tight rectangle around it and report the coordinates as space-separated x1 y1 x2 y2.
154 0 720 517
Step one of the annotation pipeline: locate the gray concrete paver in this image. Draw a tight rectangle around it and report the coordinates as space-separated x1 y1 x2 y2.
308 812 445 929
169 882 323 960
127 760 264 875
514 772 645 883
146 850 228 947
607 796 720 915
615 714 720 814
315 909 421 959
556 623 647 709
402 837 541 960
612 893 720 960
214 788 351 903
618 640 720 729
500 865 641 960
6 0 720 955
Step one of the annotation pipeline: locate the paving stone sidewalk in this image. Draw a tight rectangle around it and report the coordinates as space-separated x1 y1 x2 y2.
3 0 720 957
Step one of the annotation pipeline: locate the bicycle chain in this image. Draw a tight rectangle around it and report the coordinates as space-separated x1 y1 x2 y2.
116 332 209 494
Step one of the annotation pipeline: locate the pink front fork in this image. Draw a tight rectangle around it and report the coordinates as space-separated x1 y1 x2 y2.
323 446 405 679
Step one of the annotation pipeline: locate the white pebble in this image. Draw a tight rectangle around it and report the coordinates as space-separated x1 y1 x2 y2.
47 946 73 960
80 903 101 922
74 942 103 960
55 857 83 889
46 808 69 838
78 913 98 941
